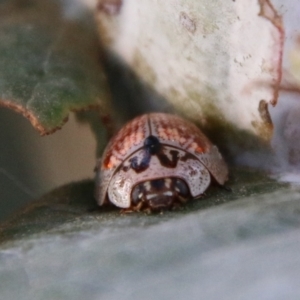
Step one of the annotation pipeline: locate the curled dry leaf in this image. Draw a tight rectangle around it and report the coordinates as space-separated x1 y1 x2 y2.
0 0 112 135
96 0 284 147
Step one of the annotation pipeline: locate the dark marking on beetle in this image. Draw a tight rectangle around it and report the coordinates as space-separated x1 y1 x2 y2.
144 135 161 155
157 150 180 168
124 135 161 173
180 152 195 162
129 155 151 173
122 165 130 172
188 166 197 176
118 179 125 188
124 136 181 173
97 0 123 15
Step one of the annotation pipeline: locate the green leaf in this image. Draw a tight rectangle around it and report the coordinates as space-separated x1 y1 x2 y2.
0 168 299 300
0 0 111 135
0 168 288 242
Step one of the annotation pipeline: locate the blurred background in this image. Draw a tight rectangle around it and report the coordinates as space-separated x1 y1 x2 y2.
0 108 96 220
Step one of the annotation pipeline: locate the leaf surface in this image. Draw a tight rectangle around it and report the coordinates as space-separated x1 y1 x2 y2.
0 0 111 135
0 169 299 300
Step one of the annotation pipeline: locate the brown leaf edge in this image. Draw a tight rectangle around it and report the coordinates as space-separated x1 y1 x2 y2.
0 100 114 136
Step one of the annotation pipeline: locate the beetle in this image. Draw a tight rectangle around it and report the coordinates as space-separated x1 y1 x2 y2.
95 113 228 211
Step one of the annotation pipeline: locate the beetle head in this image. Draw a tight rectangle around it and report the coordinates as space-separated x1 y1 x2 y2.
131 177 190 210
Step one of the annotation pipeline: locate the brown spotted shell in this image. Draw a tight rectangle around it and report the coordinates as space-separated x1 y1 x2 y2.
95 113 228 208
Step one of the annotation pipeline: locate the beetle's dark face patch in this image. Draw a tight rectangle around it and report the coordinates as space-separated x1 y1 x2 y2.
131 177 191 211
